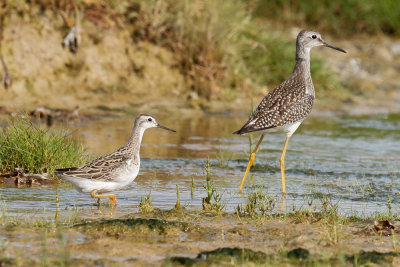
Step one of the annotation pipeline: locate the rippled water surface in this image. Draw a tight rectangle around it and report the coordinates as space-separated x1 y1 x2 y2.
1 112 399 219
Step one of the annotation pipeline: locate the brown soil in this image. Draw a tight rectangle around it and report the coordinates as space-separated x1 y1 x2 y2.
2 209 400 266
1 10 399 116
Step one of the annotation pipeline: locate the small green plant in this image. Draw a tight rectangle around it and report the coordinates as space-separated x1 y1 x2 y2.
236 186 276 217
55 190 60 221
319 196 343 245
191 177 195 199
0 202 8 226
0 116 86 175
387 193 392 220
215 148 233 168
175 184 181 210
139 192 154 213
202 159 225 214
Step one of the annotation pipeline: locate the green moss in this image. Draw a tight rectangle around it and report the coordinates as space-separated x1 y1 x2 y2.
346 251 399 265
75 218 195 236
166 247 269 266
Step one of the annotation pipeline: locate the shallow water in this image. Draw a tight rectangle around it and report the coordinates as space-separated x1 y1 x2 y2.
0 112 399 219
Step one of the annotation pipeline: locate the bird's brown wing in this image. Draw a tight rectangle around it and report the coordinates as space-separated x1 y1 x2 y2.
55 152 134 181
234 74 313 134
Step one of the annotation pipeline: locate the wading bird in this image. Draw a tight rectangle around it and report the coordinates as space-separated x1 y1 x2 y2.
55 114 175 205
234 30 346 194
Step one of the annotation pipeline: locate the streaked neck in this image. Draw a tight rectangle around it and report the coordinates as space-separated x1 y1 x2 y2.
293 45 314 96
125 125 145 156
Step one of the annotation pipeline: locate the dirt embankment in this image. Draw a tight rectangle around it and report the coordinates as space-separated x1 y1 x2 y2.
1 9 400 115
0 7 187 112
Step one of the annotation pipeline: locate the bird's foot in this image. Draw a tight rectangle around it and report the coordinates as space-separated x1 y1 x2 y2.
108 195 117 206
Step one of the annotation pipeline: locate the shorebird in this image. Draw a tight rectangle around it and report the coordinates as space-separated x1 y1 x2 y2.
234 30 346 194
55 114 176 205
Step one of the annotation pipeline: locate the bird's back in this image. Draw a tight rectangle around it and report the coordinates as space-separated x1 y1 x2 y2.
55 145 138 182
234 71 314 135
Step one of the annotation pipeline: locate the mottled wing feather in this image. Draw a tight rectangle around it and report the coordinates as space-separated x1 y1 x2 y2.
274 94 314 126
234 72 314 134
84 152 132 169
55 151 134 181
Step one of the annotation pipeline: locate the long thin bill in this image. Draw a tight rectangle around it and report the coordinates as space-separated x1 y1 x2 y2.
322 41 347 53
157 124 176 132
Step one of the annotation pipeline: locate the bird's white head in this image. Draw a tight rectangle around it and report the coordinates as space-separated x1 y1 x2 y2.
297 30 346 53
135 114 176 132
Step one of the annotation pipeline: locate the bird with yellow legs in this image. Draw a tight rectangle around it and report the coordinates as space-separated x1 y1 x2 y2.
234 30 346 202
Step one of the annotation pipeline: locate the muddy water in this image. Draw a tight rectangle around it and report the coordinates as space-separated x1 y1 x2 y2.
0 112 399 219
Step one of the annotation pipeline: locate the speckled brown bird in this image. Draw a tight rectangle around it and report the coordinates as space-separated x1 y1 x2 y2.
55 115 175 205
234 30 346 194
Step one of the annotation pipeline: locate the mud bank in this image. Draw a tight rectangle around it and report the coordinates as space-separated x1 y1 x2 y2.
1 209 400 266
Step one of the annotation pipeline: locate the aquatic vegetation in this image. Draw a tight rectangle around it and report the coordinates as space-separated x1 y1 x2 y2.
139 192 154 213
318 196 343 245
0 202 8 227
215 148 233 168
76 218 191 237
190 177 195 199
0 116 86 175
387 194 393 220
236 186 276 218
202 159 225 214
174 184 181 210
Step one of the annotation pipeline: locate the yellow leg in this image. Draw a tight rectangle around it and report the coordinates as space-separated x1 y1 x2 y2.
239 134 265 192
280 194 286 212
280 137 290 195
90 190 117 205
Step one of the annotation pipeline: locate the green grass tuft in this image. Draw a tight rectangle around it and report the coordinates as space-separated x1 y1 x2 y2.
202 159 225 213
236 186 276 217
139 192 154 213
0 116 86 175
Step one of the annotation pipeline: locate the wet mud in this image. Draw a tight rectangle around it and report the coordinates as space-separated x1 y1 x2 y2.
1 209 400 266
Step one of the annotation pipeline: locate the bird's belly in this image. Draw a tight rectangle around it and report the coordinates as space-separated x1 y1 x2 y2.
61 164 139 194
264 121 303 137
67 178 122 193
114 164 139 184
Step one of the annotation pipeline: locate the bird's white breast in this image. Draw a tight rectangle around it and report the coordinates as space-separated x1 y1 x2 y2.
263 121 303 138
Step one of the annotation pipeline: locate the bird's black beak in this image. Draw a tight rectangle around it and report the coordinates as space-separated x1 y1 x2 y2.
157 124 176 132
322 40 346 53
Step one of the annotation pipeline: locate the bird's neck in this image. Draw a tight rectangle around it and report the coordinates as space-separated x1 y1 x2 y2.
125 125 145 157
294 45 311 74
293 45 315 96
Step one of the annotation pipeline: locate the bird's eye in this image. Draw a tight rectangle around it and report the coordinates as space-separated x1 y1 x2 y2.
312 35 317 39
148 118 152 122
